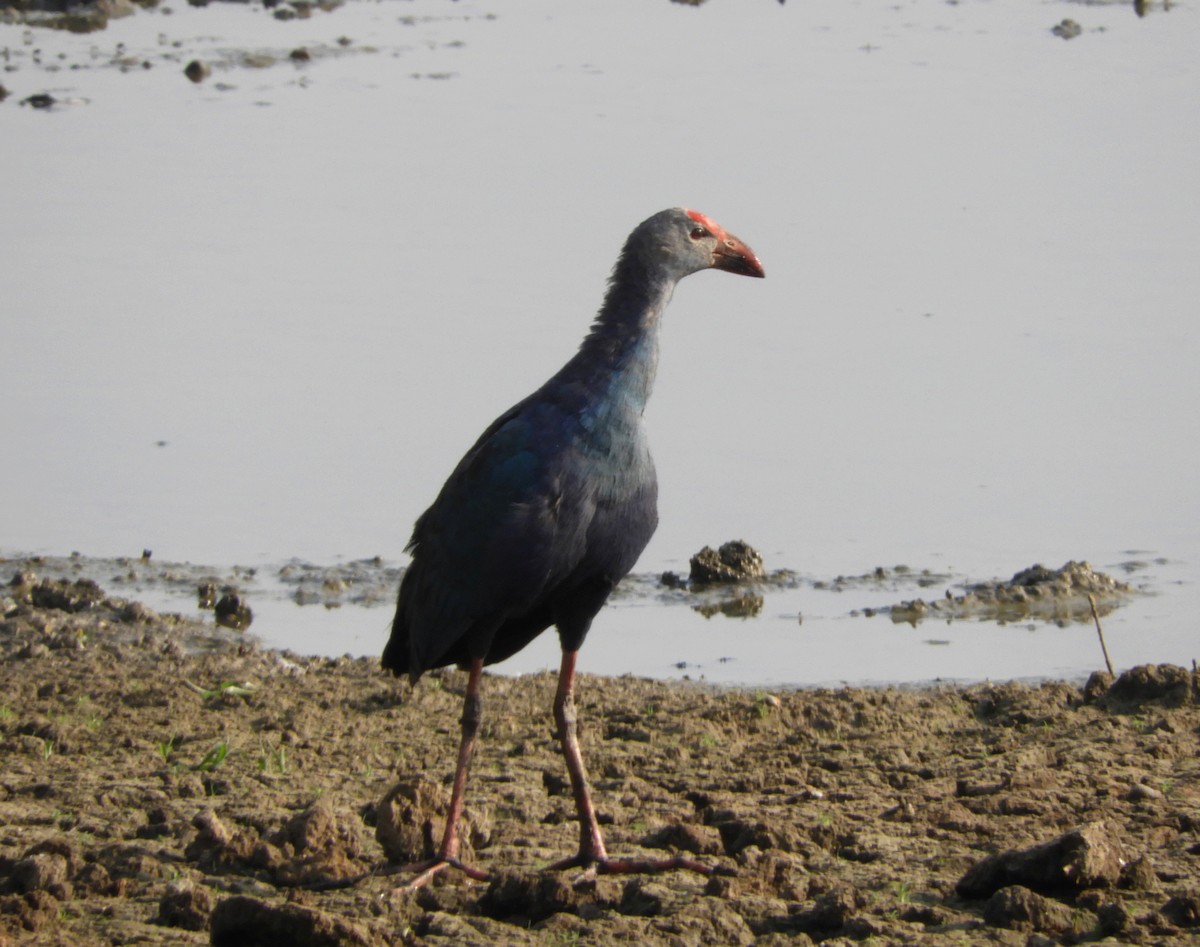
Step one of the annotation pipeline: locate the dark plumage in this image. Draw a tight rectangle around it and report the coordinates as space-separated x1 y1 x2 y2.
383 208 764 886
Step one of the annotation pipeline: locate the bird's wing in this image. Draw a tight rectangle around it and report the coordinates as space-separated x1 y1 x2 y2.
398 400 595 671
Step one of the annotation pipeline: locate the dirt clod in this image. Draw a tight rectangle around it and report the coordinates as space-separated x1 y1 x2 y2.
956 821 1126 898
273 796 369 886
1101 662 1196 709
643 822 723 856
1160 890 1200 927
374 777 489 866
983 884 1080 932
209 895 388 947
10 853 70 899
156 879 213 931
479 870 593 923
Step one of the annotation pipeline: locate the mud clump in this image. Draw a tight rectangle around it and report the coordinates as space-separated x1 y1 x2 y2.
375 777 490 866
0 582 1198 945
688 540 766 584
956 821 1126 898
1099 662 1198 709
887 559 1132 624
983 885 1081 933
656 541 771 621
156 880 213 931
209 895 389 947
213 589 253 630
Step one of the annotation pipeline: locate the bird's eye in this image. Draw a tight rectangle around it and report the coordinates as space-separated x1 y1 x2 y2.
689 226 709 241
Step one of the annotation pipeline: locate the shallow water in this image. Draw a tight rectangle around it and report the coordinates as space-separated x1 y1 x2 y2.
3 0 1198 685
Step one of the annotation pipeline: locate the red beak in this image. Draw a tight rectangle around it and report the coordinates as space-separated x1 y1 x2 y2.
712 232 765 278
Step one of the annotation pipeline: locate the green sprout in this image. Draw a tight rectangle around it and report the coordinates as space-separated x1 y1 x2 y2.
156 735 178 763
194 740 230 772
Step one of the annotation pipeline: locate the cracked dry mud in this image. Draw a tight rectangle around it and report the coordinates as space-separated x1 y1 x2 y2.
1 576 1198 946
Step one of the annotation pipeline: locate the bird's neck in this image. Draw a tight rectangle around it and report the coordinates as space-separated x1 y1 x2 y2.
559 259 676 419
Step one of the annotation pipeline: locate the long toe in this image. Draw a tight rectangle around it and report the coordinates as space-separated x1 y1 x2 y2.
548 851 713 878
392 856 490 893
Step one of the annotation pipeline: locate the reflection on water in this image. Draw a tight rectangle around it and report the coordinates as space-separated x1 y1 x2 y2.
3 0 1198 684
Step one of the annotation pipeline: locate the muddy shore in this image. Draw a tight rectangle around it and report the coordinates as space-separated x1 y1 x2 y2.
1 574 1198 945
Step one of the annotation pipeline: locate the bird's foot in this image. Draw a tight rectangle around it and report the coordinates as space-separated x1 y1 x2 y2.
389 855 490 893
547 851 713 880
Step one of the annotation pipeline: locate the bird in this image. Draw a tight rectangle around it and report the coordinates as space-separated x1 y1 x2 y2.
382 208 764 888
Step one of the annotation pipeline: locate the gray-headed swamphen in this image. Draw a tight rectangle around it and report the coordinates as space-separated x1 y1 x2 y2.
383 208 765 887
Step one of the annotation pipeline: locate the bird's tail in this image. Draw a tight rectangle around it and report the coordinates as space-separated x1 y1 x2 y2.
381 567 418 683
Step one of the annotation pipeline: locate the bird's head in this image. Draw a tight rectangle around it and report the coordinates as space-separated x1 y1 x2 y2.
630 208 765 281
682 209 765 279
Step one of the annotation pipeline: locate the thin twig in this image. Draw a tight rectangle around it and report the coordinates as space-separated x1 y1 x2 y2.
1088 594 1114 676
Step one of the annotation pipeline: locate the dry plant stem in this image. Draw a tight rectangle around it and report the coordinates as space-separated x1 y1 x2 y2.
395 658 490 892
1088 594 1115 676
549 649 712 878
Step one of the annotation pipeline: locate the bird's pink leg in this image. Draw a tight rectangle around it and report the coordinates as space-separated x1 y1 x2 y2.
548 649 712 878
395 659 490 891
549 649 609 865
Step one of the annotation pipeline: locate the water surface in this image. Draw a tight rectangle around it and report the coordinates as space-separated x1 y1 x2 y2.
3 0 1197 685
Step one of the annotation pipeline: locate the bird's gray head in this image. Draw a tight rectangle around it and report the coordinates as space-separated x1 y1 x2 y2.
630 208 766 282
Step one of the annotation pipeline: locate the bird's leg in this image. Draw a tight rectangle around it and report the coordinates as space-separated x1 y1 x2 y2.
395 659 490 891
549 648 609 866
547 650 712 879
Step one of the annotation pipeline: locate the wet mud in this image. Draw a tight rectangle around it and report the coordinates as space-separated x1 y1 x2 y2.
880 560 1133 627
2 573 1198 945
0 0 466 106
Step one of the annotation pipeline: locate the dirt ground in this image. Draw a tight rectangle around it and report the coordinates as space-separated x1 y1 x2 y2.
1 574 1198 946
